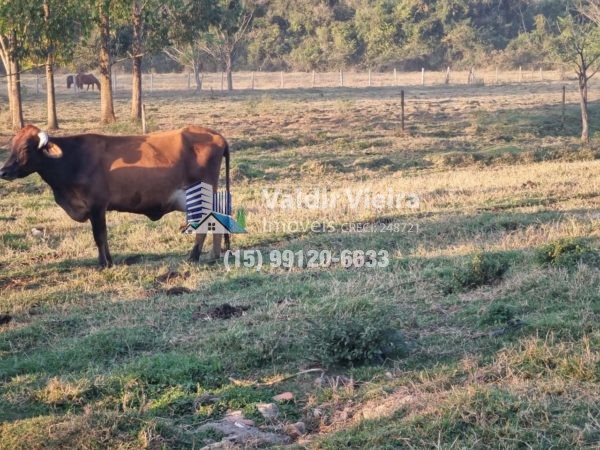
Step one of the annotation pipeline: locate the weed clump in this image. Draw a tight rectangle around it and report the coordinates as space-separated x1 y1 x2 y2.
535 238 600 269
230 162 264 181
453 253 510 291
481 303 515 325
428 152 480 168
306 299 408 367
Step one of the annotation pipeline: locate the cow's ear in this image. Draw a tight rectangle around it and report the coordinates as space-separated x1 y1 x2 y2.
43 142 63 158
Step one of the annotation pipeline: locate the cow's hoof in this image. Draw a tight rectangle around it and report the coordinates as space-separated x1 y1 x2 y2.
187 254 201 263
188 248 201 262
206 256 221 266
96 261 113 270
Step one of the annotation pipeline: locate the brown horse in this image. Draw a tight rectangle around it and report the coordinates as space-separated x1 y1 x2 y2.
76 73 100 91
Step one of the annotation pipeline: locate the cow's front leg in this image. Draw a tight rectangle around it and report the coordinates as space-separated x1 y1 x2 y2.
188 233 207 262
90 207 112 268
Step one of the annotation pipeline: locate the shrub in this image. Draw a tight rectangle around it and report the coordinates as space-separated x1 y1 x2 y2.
535 238 600 269
123 353 224 387
306 299 408 367
453 253 510 291
481 303 515 325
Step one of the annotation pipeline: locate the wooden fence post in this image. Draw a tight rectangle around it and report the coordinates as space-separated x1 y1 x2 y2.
401 89 405 132
519 66 523 83
141 104 147 134
421 68 424 86
36 74 40 95
561 85 566 128
312 70 315 88
251 71 255 90
445 66 450 84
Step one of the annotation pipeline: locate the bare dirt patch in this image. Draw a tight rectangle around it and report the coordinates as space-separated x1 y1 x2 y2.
0 313 12 326
194 303 250 320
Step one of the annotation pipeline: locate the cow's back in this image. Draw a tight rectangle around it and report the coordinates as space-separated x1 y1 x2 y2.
103 126 226 218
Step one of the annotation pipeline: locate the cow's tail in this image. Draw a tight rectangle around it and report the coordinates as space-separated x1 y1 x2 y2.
224 141 231 251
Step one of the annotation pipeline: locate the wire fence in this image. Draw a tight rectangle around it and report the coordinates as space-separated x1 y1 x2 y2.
0 68 570 96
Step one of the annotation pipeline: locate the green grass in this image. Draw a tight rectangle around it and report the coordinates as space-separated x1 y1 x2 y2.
1 82 600 448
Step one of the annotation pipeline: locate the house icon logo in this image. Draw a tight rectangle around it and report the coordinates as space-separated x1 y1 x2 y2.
182 181 246 235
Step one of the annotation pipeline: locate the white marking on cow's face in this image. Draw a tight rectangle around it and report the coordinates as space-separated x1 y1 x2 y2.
170 189 187 212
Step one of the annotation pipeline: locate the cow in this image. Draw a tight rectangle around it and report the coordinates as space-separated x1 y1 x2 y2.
67 75 75 89
0 124 230 268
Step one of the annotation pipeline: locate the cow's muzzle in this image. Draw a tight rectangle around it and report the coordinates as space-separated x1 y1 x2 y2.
0 166 17 181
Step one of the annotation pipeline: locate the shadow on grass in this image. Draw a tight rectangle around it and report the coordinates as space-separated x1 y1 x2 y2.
0 231 597 439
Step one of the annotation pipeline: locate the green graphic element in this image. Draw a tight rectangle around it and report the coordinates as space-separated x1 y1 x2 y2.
236 208 246 229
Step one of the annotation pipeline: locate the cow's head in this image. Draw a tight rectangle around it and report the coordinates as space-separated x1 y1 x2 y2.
0 124 63 181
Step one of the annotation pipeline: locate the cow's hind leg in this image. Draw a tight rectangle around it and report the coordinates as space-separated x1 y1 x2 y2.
90 207 112 269
188 233 207 262
104 242 113 267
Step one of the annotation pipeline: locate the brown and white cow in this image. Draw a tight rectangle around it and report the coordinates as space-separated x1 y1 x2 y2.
0 124 230 268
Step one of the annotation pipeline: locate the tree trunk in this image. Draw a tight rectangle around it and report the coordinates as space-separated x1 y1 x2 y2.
99 6 116 124
8 52 24 130
46 53 59 130
192 58 202 93
225 53 233 91
43 0 58 129
130 0 142 121
3 32 24 131
579 76 589 143
131 56 142 120
0 46 15 125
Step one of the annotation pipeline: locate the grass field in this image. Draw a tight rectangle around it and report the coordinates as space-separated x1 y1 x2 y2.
1 78 600 449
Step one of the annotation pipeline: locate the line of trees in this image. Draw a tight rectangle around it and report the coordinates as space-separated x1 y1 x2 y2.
0 0 599 143
0 0 255 129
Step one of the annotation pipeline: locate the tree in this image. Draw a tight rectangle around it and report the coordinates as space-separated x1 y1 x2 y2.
42 1 59 130
37 0 88 130
96 0 117 124
0 32 24 130
164 0 219 92
164 44 205 91
580 0 600 23
130 0 143 120
123 0 171 120
0 1 30 130
552 12 600 142
199 0 253 91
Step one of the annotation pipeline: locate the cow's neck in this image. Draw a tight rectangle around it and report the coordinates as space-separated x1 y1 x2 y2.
36 141 77 190
37 160 74 192
37 154 90 222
